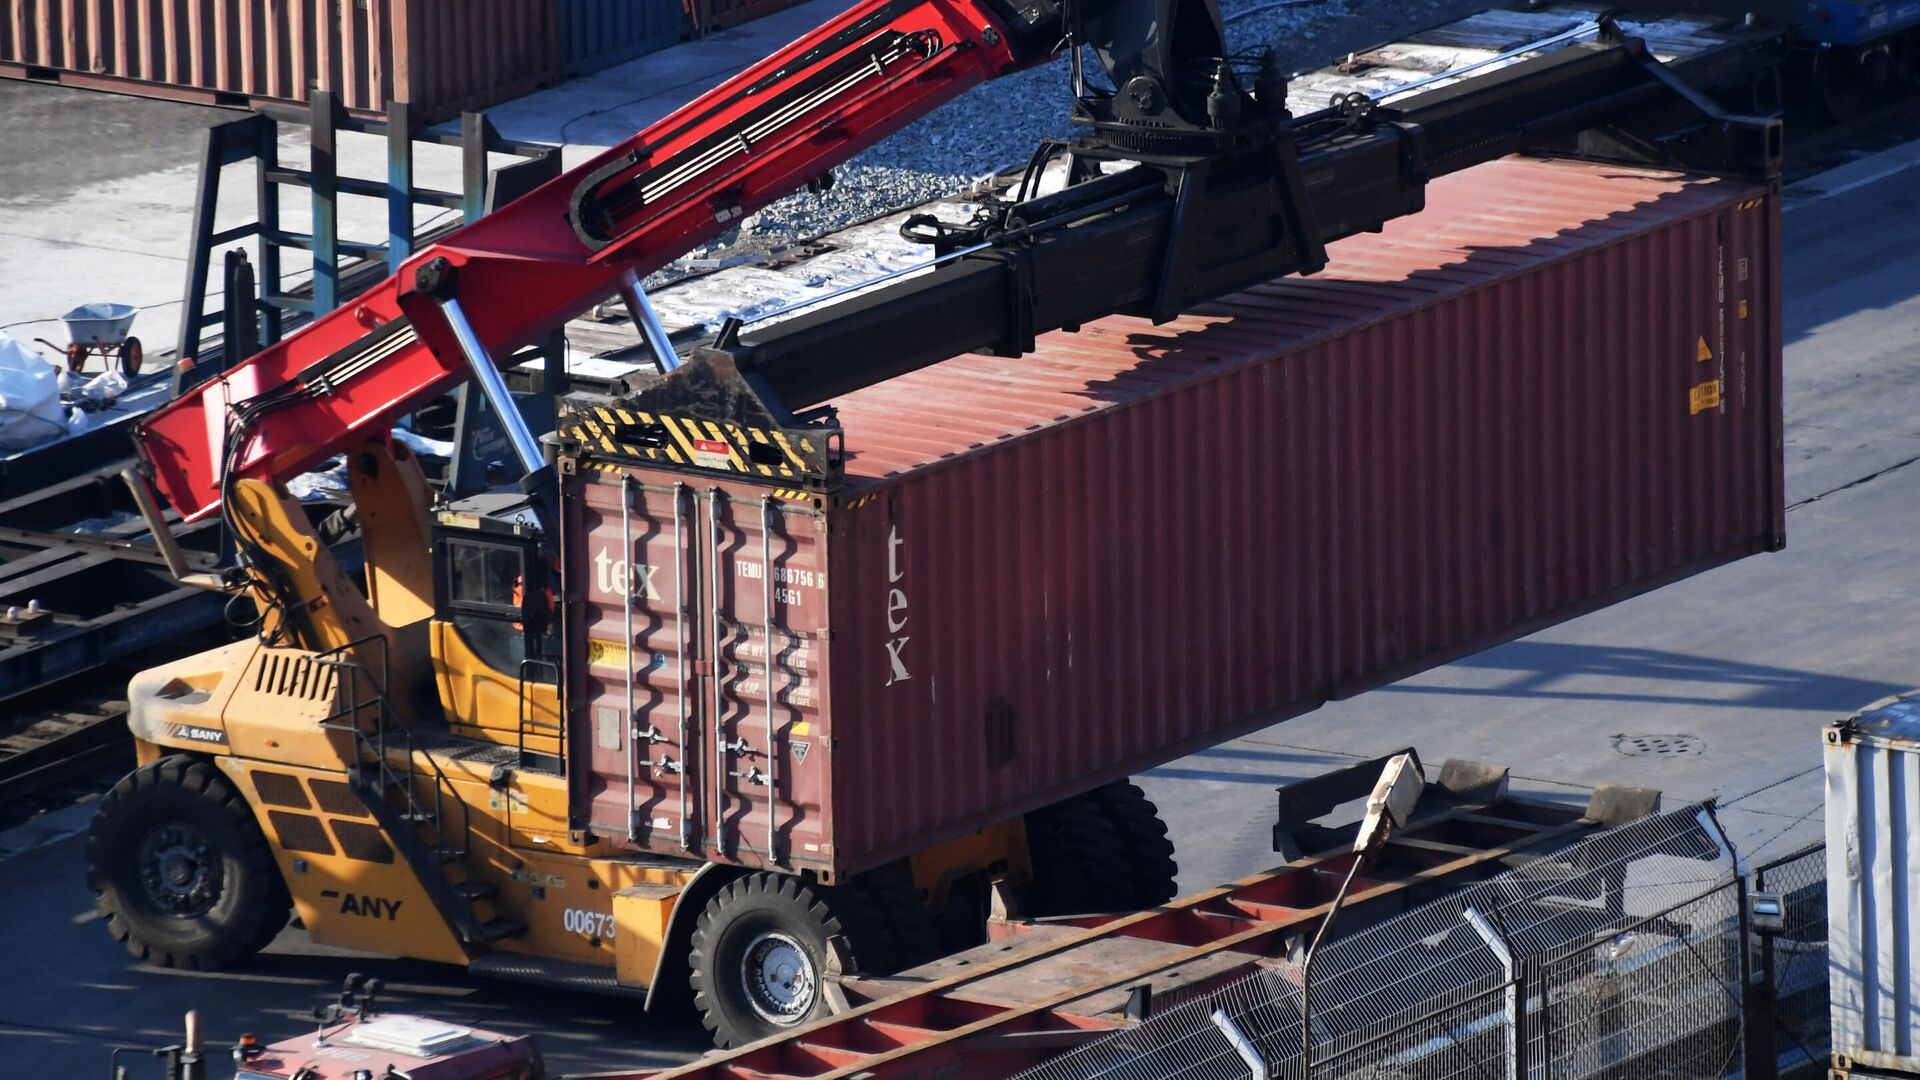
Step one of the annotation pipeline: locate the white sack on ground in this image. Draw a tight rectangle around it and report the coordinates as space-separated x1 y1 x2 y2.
0 333 74 451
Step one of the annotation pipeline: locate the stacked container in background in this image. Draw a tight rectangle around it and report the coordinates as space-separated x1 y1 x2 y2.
0 0 809 119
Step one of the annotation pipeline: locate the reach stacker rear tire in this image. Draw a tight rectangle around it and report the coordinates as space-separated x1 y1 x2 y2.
85 755 291 970
1025 779 1179 916
690 872 900 1048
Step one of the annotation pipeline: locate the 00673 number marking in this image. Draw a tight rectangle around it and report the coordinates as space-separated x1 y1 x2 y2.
563 907 615 940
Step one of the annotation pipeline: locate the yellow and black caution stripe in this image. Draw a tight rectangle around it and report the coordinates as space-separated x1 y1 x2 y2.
562 406 832 485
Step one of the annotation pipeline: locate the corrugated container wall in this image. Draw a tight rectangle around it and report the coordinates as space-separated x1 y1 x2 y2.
1 0 559 121
684 0 807 34
1826 693 1920 1076
563 157 1785 881
561 0 684 76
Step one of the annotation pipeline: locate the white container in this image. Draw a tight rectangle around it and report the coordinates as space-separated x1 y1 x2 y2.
1827 693 1920 1076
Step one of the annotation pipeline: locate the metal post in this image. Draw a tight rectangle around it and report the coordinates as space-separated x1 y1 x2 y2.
254 113 284 346
386 101 416 275
309 91 341 315
1300 855 1366 1080
222 250 259 363
1538 959 1554 1080
181 1009 204 1080
1738 868 1774 1080
1752 866 1786 1080
1299 755 1422 1080
544 328 568 398
1212 1007 1271 1080
619 267 682 373
1464 905 1523 1080
460 112 492 224
176 123 226 372
432 296 544 476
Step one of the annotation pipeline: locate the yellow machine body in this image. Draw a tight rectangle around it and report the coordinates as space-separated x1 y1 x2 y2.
121 437 1026 1000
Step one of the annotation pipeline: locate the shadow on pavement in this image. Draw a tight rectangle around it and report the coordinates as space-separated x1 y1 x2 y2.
1376 640 1906 713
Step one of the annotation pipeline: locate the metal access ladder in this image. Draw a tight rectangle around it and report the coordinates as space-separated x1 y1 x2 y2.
173 91 561 389
314 637 525 949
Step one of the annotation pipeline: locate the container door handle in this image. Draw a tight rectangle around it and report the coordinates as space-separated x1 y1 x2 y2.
708 488 729 859
673 482 693 852
621 475 639 843
761 495 781 867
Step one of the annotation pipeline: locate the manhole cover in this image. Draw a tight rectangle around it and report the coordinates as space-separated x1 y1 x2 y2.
1613 734 1704 758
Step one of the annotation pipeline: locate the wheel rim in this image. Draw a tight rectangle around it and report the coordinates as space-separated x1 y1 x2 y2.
136 822 222 916
738 930 817 1025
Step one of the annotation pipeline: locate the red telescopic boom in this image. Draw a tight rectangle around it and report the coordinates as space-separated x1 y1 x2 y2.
134 0 1047 521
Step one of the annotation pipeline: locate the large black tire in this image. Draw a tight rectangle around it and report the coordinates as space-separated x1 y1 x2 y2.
852 863 943 970
1025 780 1179 916
85 755 291 970
689 873 896 1049
1092 780 1180 908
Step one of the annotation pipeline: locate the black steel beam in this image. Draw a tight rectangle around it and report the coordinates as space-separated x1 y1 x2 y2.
721 33 1777 414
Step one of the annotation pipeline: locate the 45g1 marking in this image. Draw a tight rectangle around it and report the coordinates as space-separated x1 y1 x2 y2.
563 907 616 941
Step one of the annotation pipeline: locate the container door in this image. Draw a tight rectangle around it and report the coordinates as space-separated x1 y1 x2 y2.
573 477 701 852
698 488 831 871
569 475 829 871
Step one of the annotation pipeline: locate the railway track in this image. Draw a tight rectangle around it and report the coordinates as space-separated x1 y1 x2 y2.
0 696 132 831
0 699 128 801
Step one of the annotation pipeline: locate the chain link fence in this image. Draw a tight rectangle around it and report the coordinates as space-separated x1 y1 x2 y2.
1014 807 1831 1080
1754 845 1830 1078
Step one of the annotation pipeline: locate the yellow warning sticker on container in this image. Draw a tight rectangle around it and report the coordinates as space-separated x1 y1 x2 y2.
1739 300 1750 320
1696 336 1714 362
586 639 629 669
1689 379 1723 415
791 721 811 736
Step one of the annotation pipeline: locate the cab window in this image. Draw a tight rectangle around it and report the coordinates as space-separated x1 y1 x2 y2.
447 540 524 614
439 536 540 677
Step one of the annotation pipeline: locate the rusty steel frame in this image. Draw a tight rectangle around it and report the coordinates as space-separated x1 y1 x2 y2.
637 798 1603 1080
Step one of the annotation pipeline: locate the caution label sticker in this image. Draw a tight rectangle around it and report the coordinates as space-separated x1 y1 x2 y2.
1696 336 1714 363
692 438 733 471
586 638 629 669
1689 379 1723 415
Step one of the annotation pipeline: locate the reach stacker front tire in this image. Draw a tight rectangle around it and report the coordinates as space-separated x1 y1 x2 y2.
85 755 291 970
690 873 898 1048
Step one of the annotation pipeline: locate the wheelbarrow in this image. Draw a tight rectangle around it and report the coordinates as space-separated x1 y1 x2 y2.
34 303 143 375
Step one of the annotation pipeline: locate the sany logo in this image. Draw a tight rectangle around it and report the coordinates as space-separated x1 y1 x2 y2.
885 526 910 687
593 548 661 601
323 889 404 920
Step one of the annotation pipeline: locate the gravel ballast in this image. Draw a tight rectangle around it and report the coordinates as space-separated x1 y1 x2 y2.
734 0 1499 242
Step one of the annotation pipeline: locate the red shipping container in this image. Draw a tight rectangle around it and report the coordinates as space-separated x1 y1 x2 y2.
0 0 559 122
560 156 1784 881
